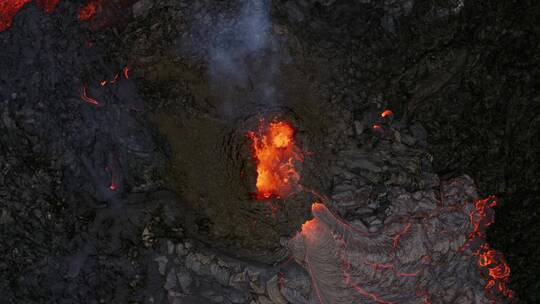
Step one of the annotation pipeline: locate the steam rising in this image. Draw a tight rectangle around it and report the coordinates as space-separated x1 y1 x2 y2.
181 0 284 114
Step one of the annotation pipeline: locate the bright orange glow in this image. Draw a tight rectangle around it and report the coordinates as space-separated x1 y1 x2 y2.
476 243 513 298
489 263 510 279
247 118 303 200
459 196 513 299
311 202 325 212
269 122 293 148
478 247 497 267
301 219 318 238
381 109 393 118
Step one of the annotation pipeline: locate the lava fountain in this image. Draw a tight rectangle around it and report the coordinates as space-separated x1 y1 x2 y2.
247 118 303 200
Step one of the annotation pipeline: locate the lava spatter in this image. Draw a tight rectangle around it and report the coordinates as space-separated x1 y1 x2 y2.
247 118 303 200
381 109 393 118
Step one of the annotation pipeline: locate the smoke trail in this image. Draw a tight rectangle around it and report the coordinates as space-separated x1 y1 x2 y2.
180 0 283 114
211 0 278 100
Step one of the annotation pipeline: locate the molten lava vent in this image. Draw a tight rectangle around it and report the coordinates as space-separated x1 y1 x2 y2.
247 118 303 200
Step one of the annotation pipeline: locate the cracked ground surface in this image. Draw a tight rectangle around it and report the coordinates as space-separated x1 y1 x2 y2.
1 0 539 303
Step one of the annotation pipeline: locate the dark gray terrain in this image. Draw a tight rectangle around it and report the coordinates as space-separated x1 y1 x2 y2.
0 0 538 303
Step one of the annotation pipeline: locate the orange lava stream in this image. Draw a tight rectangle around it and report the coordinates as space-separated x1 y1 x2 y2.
247 118 303 200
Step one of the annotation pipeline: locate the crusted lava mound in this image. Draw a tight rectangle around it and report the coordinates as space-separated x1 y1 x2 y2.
288 176 511 304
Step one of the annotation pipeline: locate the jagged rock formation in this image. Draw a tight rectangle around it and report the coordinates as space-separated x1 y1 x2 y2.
1 0 531 303
288 176 510 304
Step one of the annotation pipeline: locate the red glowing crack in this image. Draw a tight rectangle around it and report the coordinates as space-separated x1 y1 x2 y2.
460 196 513 299
80 86 99 105
123 65 129 79
287 192 513 304
100 66 129 86
245 118 512 303
392 221 411 248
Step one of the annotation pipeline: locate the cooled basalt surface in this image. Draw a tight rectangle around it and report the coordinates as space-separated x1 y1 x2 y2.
1 0 538 303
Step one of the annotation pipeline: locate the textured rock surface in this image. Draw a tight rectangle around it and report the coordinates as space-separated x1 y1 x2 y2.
0 0 537 303
289 177 503 304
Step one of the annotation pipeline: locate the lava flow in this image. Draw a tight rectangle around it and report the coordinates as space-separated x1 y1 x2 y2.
247 118 303 200
289 195 514 304
460 196 513 300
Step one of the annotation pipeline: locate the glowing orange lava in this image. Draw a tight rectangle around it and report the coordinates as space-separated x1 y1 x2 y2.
300 218 319 241
247 118 303 200
459 196 513 300
381 109 393 118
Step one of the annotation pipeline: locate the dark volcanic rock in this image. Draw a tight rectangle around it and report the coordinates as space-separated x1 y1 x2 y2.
1 0 538 303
